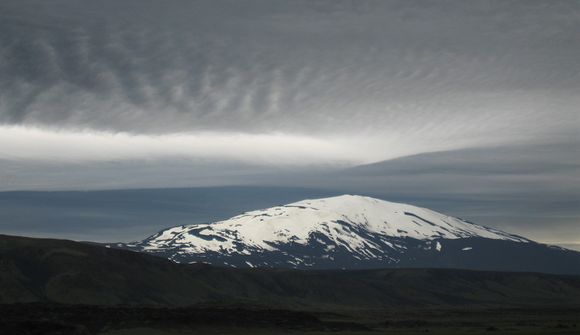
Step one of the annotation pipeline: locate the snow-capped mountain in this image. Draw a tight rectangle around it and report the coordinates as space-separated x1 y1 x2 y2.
110 195 580 273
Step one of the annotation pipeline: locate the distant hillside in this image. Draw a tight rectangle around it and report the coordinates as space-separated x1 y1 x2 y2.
2 234 580 308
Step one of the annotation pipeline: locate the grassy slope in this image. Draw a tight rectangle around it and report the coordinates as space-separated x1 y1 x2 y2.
1 234 580 308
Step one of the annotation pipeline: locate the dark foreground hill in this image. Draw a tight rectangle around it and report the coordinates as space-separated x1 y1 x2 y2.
2 234 580 334
2 234 580 308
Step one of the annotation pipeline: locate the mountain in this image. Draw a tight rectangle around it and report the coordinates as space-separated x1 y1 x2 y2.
110 195 580 274
3 234 580 308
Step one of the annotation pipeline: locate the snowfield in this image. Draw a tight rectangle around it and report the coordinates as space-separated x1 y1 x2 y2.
124 195 528 263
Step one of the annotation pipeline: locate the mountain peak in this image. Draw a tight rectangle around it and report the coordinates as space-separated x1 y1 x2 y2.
114 195 531 268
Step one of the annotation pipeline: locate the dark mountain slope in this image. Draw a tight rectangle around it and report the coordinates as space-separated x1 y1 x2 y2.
2 234 580 308
0 234 222 305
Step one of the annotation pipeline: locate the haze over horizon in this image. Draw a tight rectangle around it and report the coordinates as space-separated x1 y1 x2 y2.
0 0 579 248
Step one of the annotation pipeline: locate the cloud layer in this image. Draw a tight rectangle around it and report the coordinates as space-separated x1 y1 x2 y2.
1 143 578 246
0 125 375 165
0 1 579 245
1 0 579 165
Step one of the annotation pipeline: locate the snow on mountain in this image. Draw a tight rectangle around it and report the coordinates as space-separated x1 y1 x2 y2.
113 195 531 268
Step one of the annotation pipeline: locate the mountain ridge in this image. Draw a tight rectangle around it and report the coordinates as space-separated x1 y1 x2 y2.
109 195 580 273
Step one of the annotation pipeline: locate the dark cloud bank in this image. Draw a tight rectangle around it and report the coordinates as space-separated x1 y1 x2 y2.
1 142 578 247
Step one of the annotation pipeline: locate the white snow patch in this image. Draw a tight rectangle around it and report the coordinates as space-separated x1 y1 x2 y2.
133 195 528 258
435 241 442 252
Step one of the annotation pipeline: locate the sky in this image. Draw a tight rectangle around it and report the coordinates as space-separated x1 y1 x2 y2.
0 0 579 246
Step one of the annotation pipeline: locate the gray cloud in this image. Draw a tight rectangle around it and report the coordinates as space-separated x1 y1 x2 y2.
0 0 578 140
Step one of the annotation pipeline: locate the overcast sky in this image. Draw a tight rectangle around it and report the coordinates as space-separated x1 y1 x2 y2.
0 0 579 245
